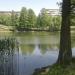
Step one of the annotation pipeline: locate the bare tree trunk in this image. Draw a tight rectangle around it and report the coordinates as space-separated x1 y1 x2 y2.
58 0 72 64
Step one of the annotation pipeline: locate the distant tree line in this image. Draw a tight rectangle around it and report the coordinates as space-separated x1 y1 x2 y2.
0 7 61 31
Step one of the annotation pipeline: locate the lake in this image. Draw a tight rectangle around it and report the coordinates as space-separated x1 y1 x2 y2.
0 31 75 75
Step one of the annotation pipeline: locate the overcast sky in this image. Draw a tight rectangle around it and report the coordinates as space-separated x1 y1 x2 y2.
0 0 61 15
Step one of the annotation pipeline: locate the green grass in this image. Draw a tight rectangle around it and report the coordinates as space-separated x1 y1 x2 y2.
46 63 75 75
33 59 75 75
0 24 14 31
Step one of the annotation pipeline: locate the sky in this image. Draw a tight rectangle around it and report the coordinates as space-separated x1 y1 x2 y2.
0 0 61 15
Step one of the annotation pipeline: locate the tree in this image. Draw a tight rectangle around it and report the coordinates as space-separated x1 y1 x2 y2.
14 14 19 27
51 16 61 30
5 15 11 26
36 8 61 31
10 10 19 31
36 14 41 28
58 0 72 64
37 8 51 29
27 9 36 28
0 14 11 25
11 10 15 26
19 7 28 29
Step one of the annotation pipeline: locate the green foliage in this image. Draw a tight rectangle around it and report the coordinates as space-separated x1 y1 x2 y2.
38 8 51 29
11 10 16 26
14 14 19 27
18 7 37 30
50 16 61 30
36 8 61 30
70 0 75 26
0 38 18 75
36 14 41 28
19 7 28 28
0 14 11 26
70 14 75 26
27 9 36 28
11 10 19 27
47 64 75 75
0 7 61 31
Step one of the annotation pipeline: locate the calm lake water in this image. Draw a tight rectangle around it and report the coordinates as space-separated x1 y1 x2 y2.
0 31 75 75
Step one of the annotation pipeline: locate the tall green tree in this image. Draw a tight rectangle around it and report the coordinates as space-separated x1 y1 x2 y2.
37 8 51 29
19 7 28 29
11 10 19 31
51 16 61 30
11 10 17 26
5 15 11 26
14 14 19 27
58 0 72 64
27 9 36 28
0 14 11 25
36 14 41 28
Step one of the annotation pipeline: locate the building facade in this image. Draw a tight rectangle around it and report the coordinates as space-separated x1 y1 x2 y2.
45 9 61 16
0 9 61 16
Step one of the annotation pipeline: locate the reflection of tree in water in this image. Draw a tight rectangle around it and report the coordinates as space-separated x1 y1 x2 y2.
32 44 41 55
20 44 34 55
0 38 19 75
39 44 59 54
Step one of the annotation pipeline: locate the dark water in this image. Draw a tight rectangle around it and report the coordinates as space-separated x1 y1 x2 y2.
0 31 75 75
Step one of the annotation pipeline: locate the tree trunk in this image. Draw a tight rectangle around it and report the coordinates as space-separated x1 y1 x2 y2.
58 0 72 64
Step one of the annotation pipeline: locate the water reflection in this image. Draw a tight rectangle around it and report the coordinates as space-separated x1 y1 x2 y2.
20 44 34 55
17 43 59 75
0 31 75 75
32 44 41 55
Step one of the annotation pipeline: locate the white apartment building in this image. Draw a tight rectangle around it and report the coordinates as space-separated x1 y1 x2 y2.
0 9 61 16
45 9 61 16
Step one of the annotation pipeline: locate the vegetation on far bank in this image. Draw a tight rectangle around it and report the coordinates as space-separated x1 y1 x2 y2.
0 7 61 31
0 24 14 32
0 6 75 32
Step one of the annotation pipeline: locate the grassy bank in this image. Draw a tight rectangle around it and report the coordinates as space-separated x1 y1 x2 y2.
0 24 14 32
46 63 75 75
33 58 75 75
0 24 75 32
